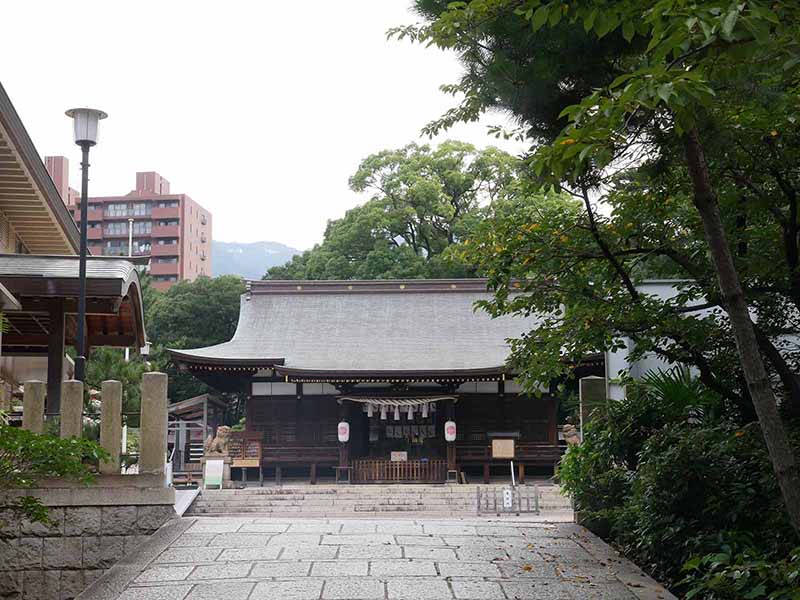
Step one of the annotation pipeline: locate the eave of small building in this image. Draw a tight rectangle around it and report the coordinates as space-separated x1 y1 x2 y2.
0 83 80 255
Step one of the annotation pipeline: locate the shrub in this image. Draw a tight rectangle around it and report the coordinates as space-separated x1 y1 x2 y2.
681 544 800 600
0 424 109 523
558 369 799 592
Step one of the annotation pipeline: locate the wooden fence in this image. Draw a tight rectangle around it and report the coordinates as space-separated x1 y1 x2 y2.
352 459 447 483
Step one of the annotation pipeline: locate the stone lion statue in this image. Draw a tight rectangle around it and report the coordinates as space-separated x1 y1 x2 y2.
563 424 581 446
204 425 231 455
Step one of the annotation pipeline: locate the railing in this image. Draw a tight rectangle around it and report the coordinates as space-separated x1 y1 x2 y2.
262 445 339 464
457 442 562 465
353 459 447 483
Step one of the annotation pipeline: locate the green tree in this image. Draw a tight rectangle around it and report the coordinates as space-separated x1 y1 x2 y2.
399 1 800 533
266 141 516 280
147 275 245 401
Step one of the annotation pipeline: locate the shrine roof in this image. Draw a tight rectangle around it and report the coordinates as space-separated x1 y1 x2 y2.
168 279 541 377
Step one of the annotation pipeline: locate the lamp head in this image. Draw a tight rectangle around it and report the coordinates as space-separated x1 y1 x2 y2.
65 107 108 146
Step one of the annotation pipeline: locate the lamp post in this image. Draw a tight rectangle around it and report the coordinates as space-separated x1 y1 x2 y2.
65 107 107 382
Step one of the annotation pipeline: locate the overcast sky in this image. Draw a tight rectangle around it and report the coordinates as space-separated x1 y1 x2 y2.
1 1 525 250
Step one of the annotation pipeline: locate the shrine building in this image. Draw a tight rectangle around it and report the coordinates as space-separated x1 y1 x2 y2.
169 279 603 484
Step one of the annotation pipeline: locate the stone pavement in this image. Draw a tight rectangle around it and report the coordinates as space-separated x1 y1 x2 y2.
80 516 675 600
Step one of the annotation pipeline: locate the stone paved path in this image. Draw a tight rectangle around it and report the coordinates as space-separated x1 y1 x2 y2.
93 517 674 600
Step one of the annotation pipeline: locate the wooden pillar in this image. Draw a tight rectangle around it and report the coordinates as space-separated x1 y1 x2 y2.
99 380 122 474
446 398 456 471
22 380 45 433
339 400 349 468
518 462 525 484
46 300 65 415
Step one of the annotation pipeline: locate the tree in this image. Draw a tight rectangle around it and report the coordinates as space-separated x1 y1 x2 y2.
266 141 516 280
85 348 149 415
400 1 800 534
147 275 245 401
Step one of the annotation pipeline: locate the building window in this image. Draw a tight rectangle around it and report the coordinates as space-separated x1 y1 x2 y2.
132 202 151 216
104 222 128 235
157 238 178 245
132 221 152 234
154 257 178 264
153 274 178 282
156 220 178 227
105 203 128 217
155 200 179 208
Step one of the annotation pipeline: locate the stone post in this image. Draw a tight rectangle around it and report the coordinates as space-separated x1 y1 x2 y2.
0 383 11 413
99 380 123 475
139 372 168 477
60 380 84 438
22 380 45 433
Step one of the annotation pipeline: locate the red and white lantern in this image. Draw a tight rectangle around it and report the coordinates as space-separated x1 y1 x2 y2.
444 420 457 443
337 421 350 443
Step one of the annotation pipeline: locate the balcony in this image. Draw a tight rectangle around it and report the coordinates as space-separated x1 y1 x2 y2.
150 262 180 276
151 244 180 257
88 228 103 240
152 206 180 220
74 209 105 222
152 225 180 238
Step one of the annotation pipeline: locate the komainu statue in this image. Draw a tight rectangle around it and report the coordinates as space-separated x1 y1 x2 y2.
204 425 232 455
563 424 582 446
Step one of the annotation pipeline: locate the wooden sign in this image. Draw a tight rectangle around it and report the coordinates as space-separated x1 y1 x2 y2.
492 439 515 459
390 451 408 462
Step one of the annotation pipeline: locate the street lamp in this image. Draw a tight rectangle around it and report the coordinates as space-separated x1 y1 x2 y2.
65 107 107 382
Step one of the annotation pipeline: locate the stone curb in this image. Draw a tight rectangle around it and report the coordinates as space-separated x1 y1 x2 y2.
75 517 195 600
569 526 677 600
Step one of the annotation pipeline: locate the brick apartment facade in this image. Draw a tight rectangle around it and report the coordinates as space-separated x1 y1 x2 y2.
45 158 212 291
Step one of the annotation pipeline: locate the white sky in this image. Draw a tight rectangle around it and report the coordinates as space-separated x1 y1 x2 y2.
1 1 525 250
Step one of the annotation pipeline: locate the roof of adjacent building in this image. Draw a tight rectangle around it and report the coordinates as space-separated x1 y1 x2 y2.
0 83 80 254
0 254 147 353
169 279 541 378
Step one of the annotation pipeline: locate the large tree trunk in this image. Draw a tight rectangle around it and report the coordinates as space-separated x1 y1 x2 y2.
684 128 800 536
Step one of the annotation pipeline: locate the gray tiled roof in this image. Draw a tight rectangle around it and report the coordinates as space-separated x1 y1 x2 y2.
0 254 139 282
170 284 540 373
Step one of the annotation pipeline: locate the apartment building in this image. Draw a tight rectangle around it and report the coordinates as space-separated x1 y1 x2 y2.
46 162 212 291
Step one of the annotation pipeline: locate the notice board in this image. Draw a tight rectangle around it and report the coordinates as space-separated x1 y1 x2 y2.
492 439 515 459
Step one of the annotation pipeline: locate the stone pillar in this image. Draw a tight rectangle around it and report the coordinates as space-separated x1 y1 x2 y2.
140 372 168 477
60 380 84 438
99 380 123 475
22 380 45 433
0 383 11 413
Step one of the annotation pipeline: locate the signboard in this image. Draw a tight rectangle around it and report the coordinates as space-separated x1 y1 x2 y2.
444 420 457 442
503 487 514 509
390 451 408 462
204 459 224 490
337 421 350 443
492 438 515 459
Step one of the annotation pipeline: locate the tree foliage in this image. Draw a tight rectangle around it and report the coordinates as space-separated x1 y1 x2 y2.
266 141 516 280
147 275 245 400
0 424 108 523
400 0 800 534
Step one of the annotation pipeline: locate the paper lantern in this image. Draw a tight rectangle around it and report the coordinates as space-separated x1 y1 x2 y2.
380 406 387 420
422 403 429 418
407 405 414 420
367 404 374 418
337 421 350 443
393 406 400 421
444 420 457 442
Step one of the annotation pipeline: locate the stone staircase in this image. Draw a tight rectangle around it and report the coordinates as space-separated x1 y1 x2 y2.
185 484 573 516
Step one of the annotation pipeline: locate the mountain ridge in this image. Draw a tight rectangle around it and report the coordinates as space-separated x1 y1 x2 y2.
212 240 301 280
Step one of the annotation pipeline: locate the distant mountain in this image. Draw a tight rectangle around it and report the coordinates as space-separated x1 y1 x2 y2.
212 240 301 280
